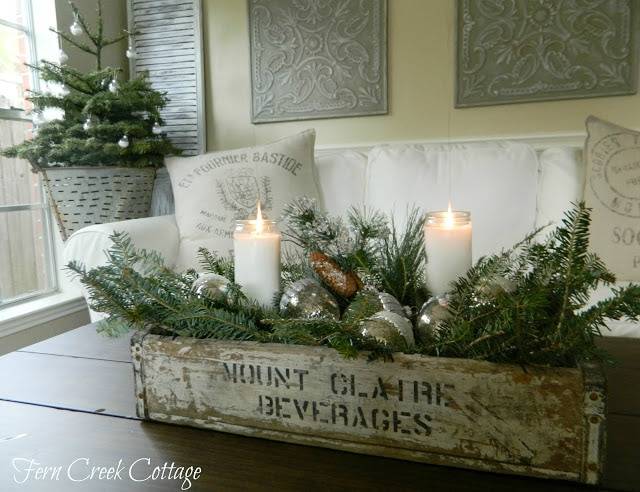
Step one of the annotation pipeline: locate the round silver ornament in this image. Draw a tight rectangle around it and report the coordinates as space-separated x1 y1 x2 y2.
360 310 415 350
476 275 516 300
118 135 129 148
344 289 406 319
108 79 119 93
126 46 137 59
58 49 69 64
70 19 82 36
192 273 230 302
152 121 162 135
280 278 340 320
415 295 451 343
377 292 406 318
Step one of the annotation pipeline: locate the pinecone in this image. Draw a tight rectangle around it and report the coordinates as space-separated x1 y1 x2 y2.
309 251 362 298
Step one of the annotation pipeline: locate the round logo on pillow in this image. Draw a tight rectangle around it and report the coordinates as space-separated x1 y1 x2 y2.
589 132 640 218
216 168 273 220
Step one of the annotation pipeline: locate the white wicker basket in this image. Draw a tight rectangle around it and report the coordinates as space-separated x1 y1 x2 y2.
41 167 156 241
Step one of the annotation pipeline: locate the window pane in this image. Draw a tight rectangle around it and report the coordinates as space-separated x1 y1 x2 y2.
0 118 40 206
0 0 28 26
0 208 53 304
0 23 31 110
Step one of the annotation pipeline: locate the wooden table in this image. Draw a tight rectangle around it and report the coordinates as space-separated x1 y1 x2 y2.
0 324 638 491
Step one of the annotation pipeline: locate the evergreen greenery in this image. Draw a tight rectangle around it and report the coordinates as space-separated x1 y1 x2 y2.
427 202 640 366
67 203 640 368
282 198 429 308
0 0 180 171
66 232 392 358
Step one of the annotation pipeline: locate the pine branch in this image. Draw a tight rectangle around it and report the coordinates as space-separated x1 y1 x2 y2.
552 202 591 337
69 0 99 47
434 203 640 367
50 27 98 57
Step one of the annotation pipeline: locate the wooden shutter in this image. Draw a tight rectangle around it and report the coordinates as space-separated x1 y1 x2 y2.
127 0 206 156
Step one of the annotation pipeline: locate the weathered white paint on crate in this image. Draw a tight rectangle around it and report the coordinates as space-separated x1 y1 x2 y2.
131 332 606 484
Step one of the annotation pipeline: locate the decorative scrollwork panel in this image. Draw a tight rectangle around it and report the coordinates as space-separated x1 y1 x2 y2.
456 0 638 107
249 0 388 123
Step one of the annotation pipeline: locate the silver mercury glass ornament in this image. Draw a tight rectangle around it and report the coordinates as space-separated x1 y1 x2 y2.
108 79 119 93
344 289 406 319
280 278 340 320
152 121 162 135
58 49 69 64
360 311 415 350
70 16 82 36
192 273 230 302
118 135 129 148
415 295 451 344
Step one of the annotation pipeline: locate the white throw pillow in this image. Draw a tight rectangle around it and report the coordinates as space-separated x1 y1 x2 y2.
584 116 640 281
166 130 321 270
365 142 539 260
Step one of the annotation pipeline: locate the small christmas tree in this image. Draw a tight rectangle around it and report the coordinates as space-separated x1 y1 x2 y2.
1 0 180 171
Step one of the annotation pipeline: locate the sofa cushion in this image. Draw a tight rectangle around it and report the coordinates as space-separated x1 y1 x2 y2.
535 147 585 230
365 142 539 259
315 148 368 218
166 130 321 270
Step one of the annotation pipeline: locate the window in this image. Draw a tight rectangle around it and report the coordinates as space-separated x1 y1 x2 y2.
0 0 57 307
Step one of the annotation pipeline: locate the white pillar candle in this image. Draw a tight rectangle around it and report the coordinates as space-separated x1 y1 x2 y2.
233 204 281 307
423 207 472 296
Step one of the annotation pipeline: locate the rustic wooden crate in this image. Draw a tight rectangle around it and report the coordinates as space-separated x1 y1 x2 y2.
131 331 606 484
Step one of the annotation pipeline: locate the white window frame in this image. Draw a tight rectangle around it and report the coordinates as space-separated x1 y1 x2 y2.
0 0 59 309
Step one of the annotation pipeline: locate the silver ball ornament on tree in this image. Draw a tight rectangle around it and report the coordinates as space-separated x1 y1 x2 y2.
152 121 162 135
118 135 129 148
108 79 119 93
70 17 82 36
415 295 451 344
126 45 137 59
280 278 340 320
58 49 69 64
360 311 415 350
192 273 230 302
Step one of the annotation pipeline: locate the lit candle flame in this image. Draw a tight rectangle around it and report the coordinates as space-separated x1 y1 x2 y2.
445 200 454 229
255 201 263 234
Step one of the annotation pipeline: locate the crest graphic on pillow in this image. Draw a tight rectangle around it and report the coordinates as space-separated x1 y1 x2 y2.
216 168 273 220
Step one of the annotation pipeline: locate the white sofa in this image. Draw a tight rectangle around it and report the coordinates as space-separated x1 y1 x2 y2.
64 138 638 338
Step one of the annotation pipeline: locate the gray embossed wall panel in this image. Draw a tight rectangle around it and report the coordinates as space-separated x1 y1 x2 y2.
456 0 638 107
249 0 388 123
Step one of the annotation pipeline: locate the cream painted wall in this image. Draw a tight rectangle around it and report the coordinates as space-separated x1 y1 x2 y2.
203 0 640 151
55 0 128 75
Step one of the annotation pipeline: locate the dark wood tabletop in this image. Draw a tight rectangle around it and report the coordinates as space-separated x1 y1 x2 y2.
0 324 638 491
